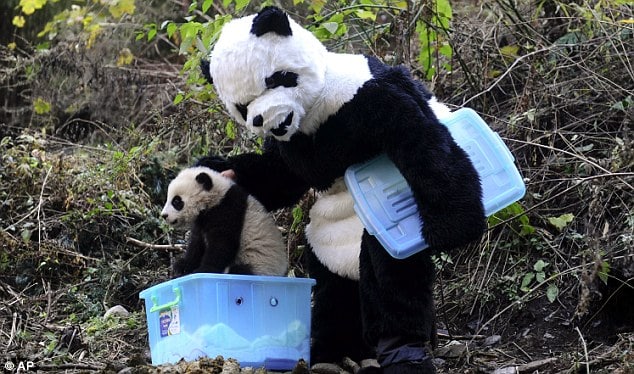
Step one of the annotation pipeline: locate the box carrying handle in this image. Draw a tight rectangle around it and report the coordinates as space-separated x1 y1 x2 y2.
150 286 181 313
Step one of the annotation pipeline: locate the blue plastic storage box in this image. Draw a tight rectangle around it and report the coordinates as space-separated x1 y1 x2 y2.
139 273 316 369
344 108 526 259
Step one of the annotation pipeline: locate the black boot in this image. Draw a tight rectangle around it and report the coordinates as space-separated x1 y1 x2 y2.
377 337 435 374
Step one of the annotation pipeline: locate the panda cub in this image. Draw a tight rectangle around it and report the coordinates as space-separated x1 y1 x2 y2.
161 166 288 276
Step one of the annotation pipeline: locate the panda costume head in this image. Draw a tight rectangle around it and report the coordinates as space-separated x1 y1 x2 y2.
206 7 326 141
204 6 457 142
161 166 287 276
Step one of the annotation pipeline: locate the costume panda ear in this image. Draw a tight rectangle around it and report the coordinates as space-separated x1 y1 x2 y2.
195 172 213 191
200 59 213 84
250 6 292 37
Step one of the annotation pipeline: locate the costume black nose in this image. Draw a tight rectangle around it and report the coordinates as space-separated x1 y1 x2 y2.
253 114 264 127
271 112 293 137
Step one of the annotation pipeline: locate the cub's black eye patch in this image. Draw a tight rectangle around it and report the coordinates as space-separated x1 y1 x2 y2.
171 196 184 211
235 103 248 121
265 71 298 89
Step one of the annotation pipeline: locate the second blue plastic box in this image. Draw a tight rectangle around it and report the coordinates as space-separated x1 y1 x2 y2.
344 108 526 259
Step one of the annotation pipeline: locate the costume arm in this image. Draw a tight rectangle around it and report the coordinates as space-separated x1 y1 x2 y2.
364 72 487 249
387 120 486 249
196 139 310 211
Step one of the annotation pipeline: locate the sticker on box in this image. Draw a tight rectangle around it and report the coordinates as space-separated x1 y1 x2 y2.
159 307 181 337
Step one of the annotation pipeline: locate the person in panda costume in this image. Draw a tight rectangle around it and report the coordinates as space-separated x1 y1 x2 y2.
197 6 486 373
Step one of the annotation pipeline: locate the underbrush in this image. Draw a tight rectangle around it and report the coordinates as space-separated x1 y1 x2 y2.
431 1 633 369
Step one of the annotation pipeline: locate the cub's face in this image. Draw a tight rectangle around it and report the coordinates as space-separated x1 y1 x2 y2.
161 167 232 229
206 6 327 141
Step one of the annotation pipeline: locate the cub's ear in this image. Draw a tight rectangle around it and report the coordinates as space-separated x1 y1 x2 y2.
200 59 213 84
195 172 213 191
251 6 292 37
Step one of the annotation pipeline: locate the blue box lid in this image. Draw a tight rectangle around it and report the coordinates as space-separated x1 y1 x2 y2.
344 108 526 259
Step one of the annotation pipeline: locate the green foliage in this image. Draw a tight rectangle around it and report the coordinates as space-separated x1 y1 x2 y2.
135 11 232 111
84 313 141 337
16 0 137 51
431 252 454 270
290 204 304 233
520 259 559 303
598 259 610 285
547 213 575 232
16 0 47 21
538 0 632 38
0 133 51 191
612 95 633 112
310 11 349 41
33 97 51 114
489 202 535 236
416 0 453 79
1 0 632 369
62 140 159 222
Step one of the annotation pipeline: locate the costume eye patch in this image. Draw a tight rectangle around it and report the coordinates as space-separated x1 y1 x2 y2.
171 196 184 211
265 71 298 89
235 103 248 121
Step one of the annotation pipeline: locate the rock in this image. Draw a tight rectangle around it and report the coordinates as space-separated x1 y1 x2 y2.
104 305 129 319
341 357 360 373
492 367 518 374
483 334 502 346
359 359 379 369
221 358 240 373
431 358 446 368
434 341 467 358
467 319 488 333
291 359 310 374
311 362 348 374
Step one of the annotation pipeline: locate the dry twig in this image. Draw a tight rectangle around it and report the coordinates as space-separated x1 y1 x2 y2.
126 237 185 252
